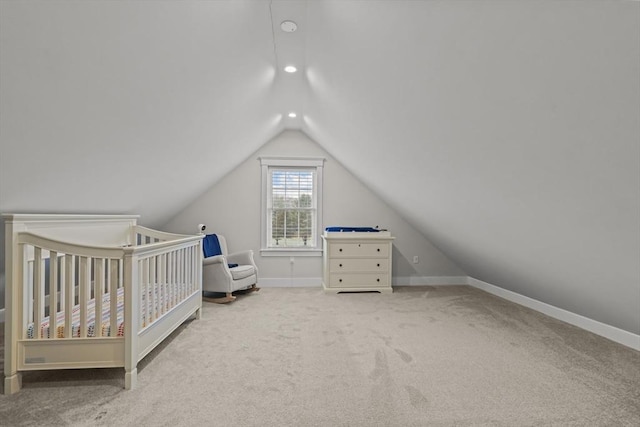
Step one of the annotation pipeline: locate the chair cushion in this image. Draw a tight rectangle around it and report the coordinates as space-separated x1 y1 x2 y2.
229 264 255 280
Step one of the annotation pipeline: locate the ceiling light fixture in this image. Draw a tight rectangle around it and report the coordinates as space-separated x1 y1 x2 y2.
284 65 297 73
280 20 297 33
288 112 297 118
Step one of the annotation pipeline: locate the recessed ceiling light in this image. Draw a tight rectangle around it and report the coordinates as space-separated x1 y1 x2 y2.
284 65 297 73
288 112 297 118
281 20 297 33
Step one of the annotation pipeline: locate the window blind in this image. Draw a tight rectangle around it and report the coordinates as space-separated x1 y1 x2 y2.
268 168 316 248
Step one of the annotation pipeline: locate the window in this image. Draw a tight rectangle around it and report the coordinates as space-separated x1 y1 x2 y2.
260 157 324 256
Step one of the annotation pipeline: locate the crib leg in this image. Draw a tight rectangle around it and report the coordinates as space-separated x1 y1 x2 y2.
4 373 22 395
195 307 202 320
125 368 137 390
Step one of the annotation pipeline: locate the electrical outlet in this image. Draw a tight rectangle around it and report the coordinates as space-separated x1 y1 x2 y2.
413 256 419 264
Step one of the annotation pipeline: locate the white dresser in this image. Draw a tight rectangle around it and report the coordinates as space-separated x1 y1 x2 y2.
322 230 394 294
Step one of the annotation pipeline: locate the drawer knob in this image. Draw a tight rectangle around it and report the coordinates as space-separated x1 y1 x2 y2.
339 279 342 283
377 248 381 252
339 263 343 267
377 278 380 282
339 248 343 252
377 263 380 267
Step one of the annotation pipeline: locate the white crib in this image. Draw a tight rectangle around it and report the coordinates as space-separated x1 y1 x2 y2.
3 214 203 394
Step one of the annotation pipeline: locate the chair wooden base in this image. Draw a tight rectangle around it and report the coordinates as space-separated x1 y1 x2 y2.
202 293 236 304
234 285 260 295
202 285 260 304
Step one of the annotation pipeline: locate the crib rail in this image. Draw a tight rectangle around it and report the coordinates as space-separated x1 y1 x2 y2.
135 226 193 245
15 232 202 340
17 233 126 340
124 236 202 332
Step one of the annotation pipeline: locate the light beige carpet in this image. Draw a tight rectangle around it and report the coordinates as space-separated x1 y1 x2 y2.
1 286 639 426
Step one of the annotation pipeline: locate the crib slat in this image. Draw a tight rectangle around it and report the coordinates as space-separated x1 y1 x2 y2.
109 259 119 337
64 255 75 338
158 254 167 316
189 247 194 293
59 255 66 337
166 252 171 310
178 249 183 302
139 259 145 330
94 258 104 337
26 259 34 333
158 254 165 316
174 249 179 304
166 252 171 311
150 256 156 323
149 256 155 322
189 246 193 293
194 245 199 293
195 245 199 293
179 250 183 305
175 249 180 306
182 248 186 296
190 246 195 293
186 247 190 294
163 253 168 312
49 251 58 339
185 248 191 294
145 258 151 325
33 247 43 339
193 246 197 293
175 250 180 307
79 257 90 338
184 248 188 298
158 254 164 316
143 257 149 325
167 251 173 309
184 248 189 298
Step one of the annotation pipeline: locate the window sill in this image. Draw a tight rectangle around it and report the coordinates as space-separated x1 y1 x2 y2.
260 248 323 257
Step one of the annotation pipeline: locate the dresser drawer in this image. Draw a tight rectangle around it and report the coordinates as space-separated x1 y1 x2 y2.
329 258 389 273
329 243 389 258
329 273 390 288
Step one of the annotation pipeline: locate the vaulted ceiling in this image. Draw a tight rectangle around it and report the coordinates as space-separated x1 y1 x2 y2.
1 1 638 333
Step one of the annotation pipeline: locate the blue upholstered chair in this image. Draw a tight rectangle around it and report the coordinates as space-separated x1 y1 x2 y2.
202 234 259 303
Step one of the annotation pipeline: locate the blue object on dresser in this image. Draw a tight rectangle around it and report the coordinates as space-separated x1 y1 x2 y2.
325 226 380 232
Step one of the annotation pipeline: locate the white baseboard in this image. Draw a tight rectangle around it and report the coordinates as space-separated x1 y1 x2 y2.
259 276 468 288
467 277 640 351
0 308 4 323
258 277 322 288
394 276 468 286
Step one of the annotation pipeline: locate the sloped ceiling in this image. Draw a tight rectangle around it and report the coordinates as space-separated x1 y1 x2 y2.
1 1 638 333
0 0 293 225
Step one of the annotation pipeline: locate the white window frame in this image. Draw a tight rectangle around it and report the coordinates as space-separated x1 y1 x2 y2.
260 156 324 257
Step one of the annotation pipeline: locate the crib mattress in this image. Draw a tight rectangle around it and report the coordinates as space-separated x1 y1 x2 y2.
27 283 187 339
27 288 124 339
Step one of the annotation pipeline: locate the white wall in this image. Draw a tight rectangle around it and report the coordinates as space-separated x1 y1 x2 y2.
163 130 465 283
303 0 640 334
